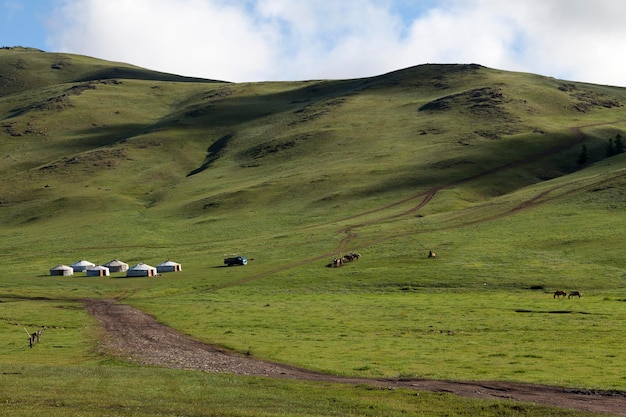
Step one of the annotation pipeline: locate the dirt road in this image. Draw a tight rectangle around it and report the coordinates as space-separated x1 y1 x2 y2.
84 299 626 416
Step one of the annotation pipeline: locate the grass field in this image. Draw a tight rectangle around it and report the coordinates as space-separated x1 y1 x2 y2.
1 48 626 416
2 364 598 417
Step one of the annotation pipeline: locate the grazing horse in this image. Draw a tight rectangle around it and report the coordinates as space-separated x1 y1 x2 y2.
553 290 567 299
28 326 46 348
428 250 436 258
568 291 582 299
332 258 343 268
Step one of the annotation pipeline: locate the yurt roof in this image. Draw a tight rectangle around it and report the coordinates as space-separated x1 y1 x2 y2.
157 260 180 267
50 264 73 270
128 263 156 270
104 259 128 266
71 259 95 267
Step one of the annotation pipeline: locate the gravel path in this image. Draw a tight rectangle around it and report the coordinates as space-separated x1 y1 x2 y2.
84 299 626 416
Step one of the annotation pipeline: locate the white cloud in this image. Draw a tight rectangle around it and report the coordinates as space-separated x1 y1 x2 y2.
254 0 407 80
49 0 626 86
398 4 521 67
51 0 280 81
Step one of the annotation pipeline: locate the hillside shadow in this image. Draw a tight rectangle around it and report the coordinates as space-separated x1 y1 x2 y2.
71 123 156 147
179 78 375 175
73 67 224 84
515 309 591 314
187 134 233 176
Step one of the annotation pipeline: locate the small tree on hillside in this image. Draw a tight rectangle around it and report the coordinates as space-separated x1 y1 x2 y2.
606 134 625 157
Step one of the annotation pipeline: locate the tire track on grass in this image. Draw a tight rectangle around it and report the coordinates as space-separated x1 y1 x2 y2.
320 120 626 233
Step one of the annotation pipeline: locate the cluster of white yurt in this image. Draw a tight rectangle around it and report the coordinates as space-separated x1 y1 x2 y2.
49 258 182 277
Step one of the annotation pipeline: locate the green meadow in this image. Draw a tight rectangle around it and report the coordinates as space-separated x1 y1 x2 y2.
1 47 626 416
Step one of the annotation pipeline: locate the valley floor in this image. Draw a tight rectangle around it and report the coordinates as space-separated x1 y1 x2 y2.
85 299 626 416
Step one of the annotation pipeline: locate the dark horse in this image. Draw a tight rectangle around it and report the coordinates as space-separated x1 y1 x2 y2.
553 290 567 299
568 291 582 298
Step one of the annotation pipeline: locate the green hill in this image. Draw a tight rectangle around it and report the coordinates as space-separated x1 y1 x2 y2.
0 47 220 95
2 49 625 247
2 48 626 415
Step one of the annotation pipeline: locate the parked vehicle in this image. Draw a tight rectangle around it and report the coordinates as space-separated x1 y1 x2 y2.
224 255 247 266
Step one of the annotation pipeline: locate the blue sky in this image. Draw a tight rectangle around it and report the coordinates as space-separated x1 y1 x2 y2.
2 0 626 86
1 0 52 49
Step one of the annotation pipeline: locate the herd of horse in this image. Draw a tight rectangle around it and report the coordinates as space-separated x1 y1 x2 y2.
329 252 361 268
554 290 582 299
330 250 438 267
329 252 582 301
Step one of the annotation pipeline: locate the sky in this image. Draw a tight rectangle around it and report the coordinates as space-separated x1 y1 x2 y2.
2 0 626 86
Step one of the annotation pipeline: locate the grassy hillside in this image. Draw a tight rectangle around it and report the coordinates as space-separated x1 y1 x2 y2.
1 49 625 268
2 48 626 416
